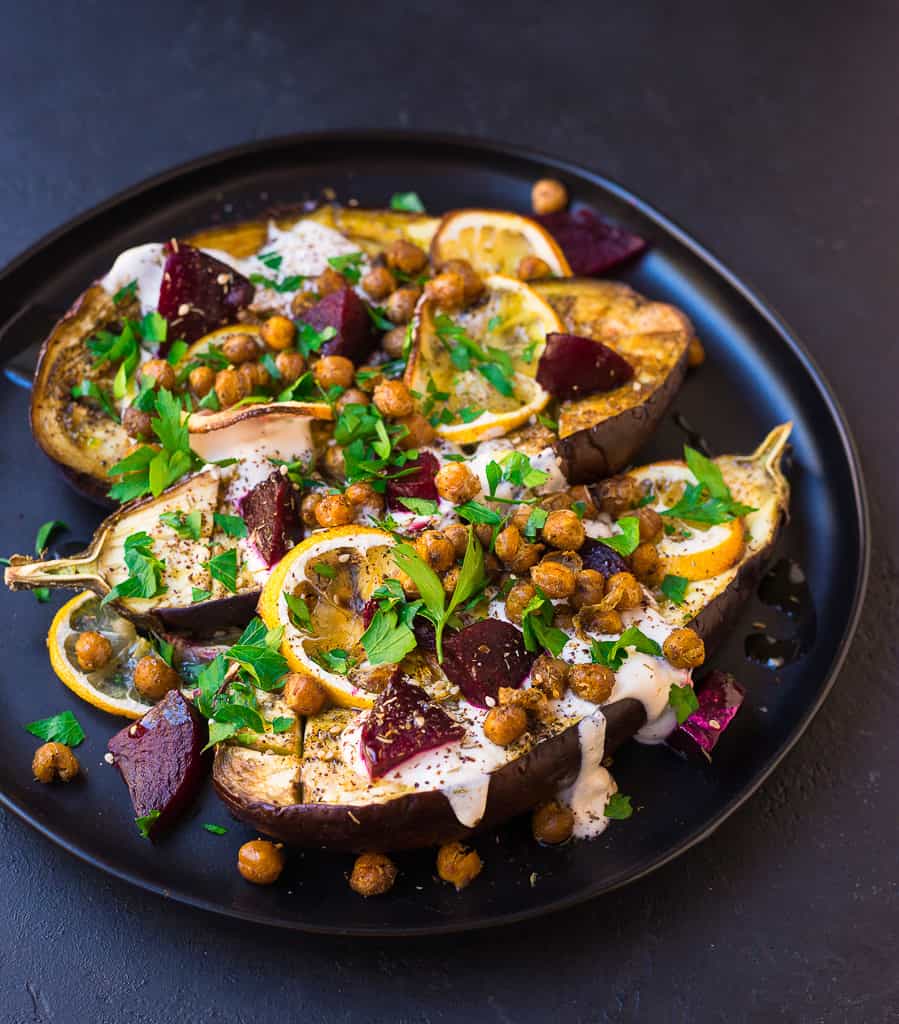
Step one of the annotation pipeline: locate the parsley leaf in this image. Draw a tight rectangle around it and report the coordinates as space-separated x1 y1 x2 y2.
34 520 67 554
159 509 202 541
523 507 548 540
456 501 503 526
601 516 641 556
604 793 633 820
398 497 439 516
312 561 337 579
284 593 312 630
272 717 295 734
521 589 569 657
660 446 757 525
202 823 228 835
135 810 161 839
71 379 119 422
25 710 85 746
327 252 365 285
360 605 417 665
390 191 425 213
113 279 138 304
213 513 248 539
191 587 212 603
101 532 166 607
660 574 688 605
591 627 662 670
206 548 239 593
668 682 700 724
314 648 352 674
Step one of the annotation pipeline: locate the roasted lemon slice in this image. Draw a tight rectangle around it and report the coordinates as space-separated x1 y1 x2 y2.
258 527 400 710
630 463 745 581
430 209 572 278
405 274 561 444
47 591 158 718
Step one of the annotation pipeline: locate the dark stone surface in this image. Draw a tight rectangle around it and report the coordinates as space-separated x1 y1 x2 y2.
1 2 896 1021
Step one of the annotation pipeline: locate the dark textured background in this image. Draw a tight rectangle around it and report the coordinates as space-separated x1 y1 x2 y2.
1 2 896 1022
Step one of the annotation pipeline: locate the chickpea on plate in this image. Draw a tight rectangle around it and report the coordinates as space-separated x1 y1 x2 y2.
6 177 789 899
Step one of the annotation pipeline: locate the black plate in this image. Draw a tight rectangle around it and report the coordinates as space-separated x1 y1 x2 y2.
0 133 868 935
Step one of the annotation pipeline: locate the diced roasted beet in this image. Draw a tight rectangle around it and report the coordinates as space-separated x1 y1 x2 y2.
386 451 440 511
413 616 439 653
536 208 647 276
442 619 535 709
361 598 378 629
579 537 630 578
107 690 209 839
299 287 376 364
361 676 465 778
537 332 634 401
239 471 304 568
157 243 254 346
667 670 746 761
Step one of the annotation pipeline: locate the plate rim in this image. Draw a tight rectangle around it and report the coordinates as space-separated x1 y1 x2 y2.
0 130 870 936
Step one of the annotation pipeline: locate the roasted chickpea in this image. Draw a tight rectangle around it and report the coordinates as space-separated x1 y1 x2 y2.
554 604 575 631
499 685 552 722
599 571 643 611
188 364 216 398
283 671 328 716
531 177 568 215
221 333 260 364
322 444 346 481
505 581 537 624
384 285 421 325
425 271 466 311
517 255 552 281
345 482 384 513
508 504 533 533
506 542 545 575
386 239 429 275
361 265 397 301
542 509 586 551
214 368 247 408
291 291 318 317
313 354 354 390
577 605 624 635
440 259 484 304
531 559 577 599
300 491 323 527
436 841 483 890
484 552 503 580
567 485 598 517
237 361 268 396
74 630 113 672
32 742 79 784
260 315 296 351
396 568 419 597
592 475 642 517
494 525 522 566
474 524 494 550
572 569 605 610
274 349 306 385
569 663 615 704
316 266 346 297
381 325 408 359
122 406 153 440
531 654 569 699
415 530 456 572
349 852 397 897
133 655 181 701
688 337 706 367
532 800 575 845
373 379 414 419
443 523 470 559
394 412 436 450
314 493 355 528
662 628 706 669
630 541 661 583
238 839 285 885
635 506 663 543
334 388 369 414
434 462 480 504
355 366 382 392
141 358 176 391
442 565 461 594
483 704 528 746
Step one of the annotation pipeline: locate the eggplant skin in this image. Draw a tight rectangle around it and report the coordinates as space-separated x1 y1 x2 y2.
555 339 688 483
213 698 645 852
156 590 260 634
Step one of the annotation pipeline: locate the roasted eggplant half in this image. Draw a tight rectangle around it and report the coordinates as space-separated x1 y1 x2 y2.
534 277 695 483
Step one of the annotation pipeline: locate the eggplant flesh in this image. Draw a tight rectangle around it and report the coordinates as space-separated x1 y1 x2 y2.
534 278 693 483
213 699 645 852
4 468 259 634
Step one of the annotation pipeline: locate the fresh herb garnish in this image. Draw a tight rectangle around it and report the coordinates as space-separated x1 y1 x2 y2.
314 648 352 674
660 574 689 605
191 587 212 603
398 497 439 516
26 710 85 746
206 548 239 593
226 620 288 690
34 520 67 554
520 588 569 657
284 593 312 630
389 191 425 213
366 304 394 332
271 716 295 734
249 271 304 293
213 513 248 539
455 501 503 526
327 252 365 285
660 447 757 525
668 682 700 724
34 588 51 604
590 627 662 670
601 516 641 556
71 379 119 422
202 823 228 835
360 603 418 665
101 532 167 606
604 793 633 820
312 561 337 579
135 810 161 839
434 314 516 398
159 509 202 541
537 412 559 432
523 507 549 540
113 279 138 304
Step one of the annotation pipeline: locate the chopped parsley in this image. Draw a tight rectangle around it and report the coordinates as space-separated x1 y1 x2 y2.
271 717 295 734
213 513 248 539
202 823 228 835
312 561 337 579
604 793 633 820
660 574 689 605
520 588 569 657
661 446 757 525
434 314 515 398
135 810 161 839
113 279 138 304
206 548 239 593
25 710 85 746
191 587 212 604
34 520 67 554
101 532 166 606
601 516 641 556
314 648 352 674
668 683 699 724
159 509 202 541
327 252 365 285
71 379 118 422
389 191 425 213
523 507 549 540
591 627 661 670
284 593 312 630
398 497 439 516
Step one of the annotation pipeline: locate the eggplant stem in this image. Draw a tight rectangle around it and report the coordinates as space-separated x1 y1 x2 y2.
750 422 792 471
4 548 105 594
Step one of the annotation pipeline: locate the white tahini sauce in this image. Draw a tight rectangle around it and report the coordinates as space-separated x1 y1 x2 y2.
558 713 617 839
101 243 167 314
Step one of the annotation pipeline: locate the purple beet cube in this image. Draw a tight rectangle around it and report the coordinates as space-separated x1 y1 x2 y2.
386 451 440 511
579 537 630 579
239 471 303 568
157 243 254 346
537 332 634 401
299 287 376 364
442 619 535 708
667 670 746 761
361 676 465 778
536 208 647 276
